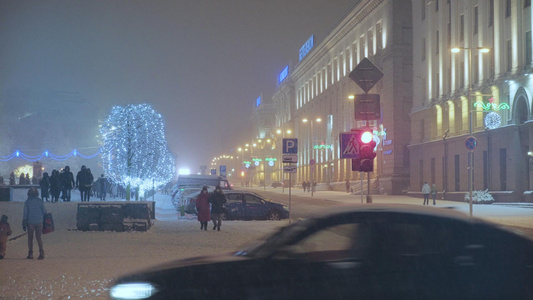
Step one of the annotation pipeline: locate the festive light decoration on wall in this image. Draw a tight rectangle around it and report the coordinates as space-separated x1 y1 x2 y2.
473 97 510 111
314 143 332 150
0 149 101 162
100 103 175 196
485 112 502 129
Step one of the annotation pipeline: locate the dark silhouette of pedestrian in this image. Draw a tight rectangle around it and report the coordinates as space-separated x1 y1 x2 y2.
76 166 91 201
59 166 75 202
25 173 30 184
85 168 94 201
346 180 350 193
0 215 12 259
431 183 438 205
9 172 15 185
96 174 108 200
19 173 25 185
39 172 50 202
49 170 61 203
208 185 226 231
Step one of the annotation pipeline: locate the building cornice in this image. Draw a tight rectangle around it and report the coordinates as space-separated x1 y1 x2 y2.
292 0 386 78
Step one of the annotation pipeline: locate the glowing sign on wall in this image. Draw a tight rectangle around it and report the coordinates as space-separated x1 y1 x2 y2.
278 66 289 84
299 35 314 61
314 143 332 150
473 97 510 111
256 96 261 107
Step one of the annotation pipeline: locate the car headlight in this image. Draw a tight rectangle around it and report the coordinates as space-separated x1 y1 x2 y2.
110 282 158 299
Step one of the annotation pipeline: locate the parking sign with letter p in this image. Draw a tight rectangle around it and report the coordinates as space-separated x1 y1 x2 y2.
283 138 298 154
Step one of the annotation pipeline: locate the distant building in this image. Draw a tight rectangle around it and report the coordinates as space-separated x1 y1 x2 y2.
273 0 413 194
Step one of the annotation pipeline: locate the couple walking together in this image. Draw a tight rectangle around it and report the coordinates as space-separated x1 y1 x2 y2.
196 185 226 231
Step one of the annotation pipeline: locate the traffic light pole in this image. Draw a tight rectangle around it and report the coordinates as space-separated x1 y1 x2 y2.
360 172 363 203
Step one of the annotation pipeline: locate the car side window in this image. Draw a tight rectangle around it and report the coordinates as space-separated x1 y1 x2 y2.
244 194 262 205
282 223 361 261
225 193 241 204
372 218 460 256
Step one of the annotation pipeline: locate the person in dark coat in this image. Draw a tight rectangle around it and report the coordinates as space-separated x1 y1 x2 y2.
39 172 50 202
0 215 12 259
59 166 75 202
19 173 25 185
76 166 90 201
196 186 211 231
49 170 61 202
85 168 94 201
96 174 108 200
22 187 47 260
25 173 30 184
9 172 15 185
208 185 226 231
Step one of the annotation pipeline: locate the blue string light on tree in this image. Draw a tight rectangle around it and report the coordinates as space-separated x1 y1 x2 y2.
100 103 175 198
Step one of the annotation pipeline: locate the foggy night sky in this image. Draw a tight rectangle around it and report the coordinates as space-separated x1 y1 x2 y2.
0 0 357 172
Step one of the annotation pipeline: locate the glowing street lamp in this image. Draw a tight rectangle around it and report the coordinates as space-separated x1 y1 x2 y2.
451 46 490 217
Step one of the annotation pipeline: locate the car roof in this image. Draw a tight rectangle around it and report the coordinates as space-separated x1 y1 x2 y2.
311 204 479 223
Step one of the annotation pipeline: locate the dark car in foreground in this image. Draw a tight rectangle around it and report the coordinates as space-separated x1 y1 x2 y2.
185 190 289 220
109 205 533 300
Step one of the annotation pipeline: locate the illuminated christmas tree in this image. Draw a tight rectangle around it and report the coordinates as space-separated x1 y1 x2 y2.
100 104 175 199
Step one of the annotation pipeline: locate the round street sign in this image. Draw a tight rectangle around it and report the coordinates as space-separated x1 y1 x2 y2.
465 136 477 151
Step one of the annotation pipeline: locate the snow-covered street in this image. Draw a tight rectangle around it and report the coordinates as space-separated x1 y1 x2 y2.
0 193 286 299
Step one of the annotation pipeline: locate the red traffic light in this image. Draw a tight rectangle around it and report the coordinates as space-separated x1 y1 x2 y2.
361 131 373 143
359 131 376 172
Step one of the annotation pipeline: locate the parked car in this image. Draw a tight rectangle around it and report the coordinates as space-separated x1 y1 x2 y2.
185 190 288 220
109 204 533 299
271 181 282 188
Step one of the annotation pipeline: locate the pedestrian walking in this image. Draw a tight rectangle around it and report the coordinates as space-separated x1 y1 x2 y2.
19 173 25 185
0 215 12 259
208 185 226 231
22 187 47 260
39 172 50 202
421 182 431 205
49 170 61 203
25 173 30 184
96 174 108 200
431 183 438 205
346 180 350 193
9 172 15 185
195 186 211 231
59 166 75 202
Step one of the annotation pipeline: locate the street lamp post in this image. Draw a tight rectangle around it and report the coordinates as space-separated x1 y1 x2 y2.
451 46 490 217
303 117 321 197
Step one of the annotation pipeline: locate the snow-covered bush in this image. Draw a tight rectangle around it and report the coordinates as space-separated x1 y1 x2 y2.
464 189 494 203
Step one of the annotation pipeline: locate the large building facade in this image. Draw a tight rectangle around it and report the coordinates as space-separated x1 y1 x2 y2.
410 0 533 202
252 0 533 201
272 0 413 194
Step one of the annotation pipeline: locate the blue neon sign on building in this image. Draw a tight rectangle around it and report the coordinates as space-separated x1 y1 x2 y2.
256 96 261 107
278 65 289 84
299 35 314 61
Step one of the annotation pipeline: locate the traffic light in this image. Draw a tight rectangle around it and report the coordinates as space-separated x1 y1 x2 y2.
359 131 376 172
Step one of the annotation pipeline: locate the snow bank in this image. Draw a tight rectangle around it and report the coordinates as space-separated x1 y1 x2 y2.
0 193 287 299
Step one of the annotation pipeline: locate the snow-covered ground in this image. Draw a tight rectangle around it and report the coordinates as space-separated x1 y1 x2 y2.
0 192 287 299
